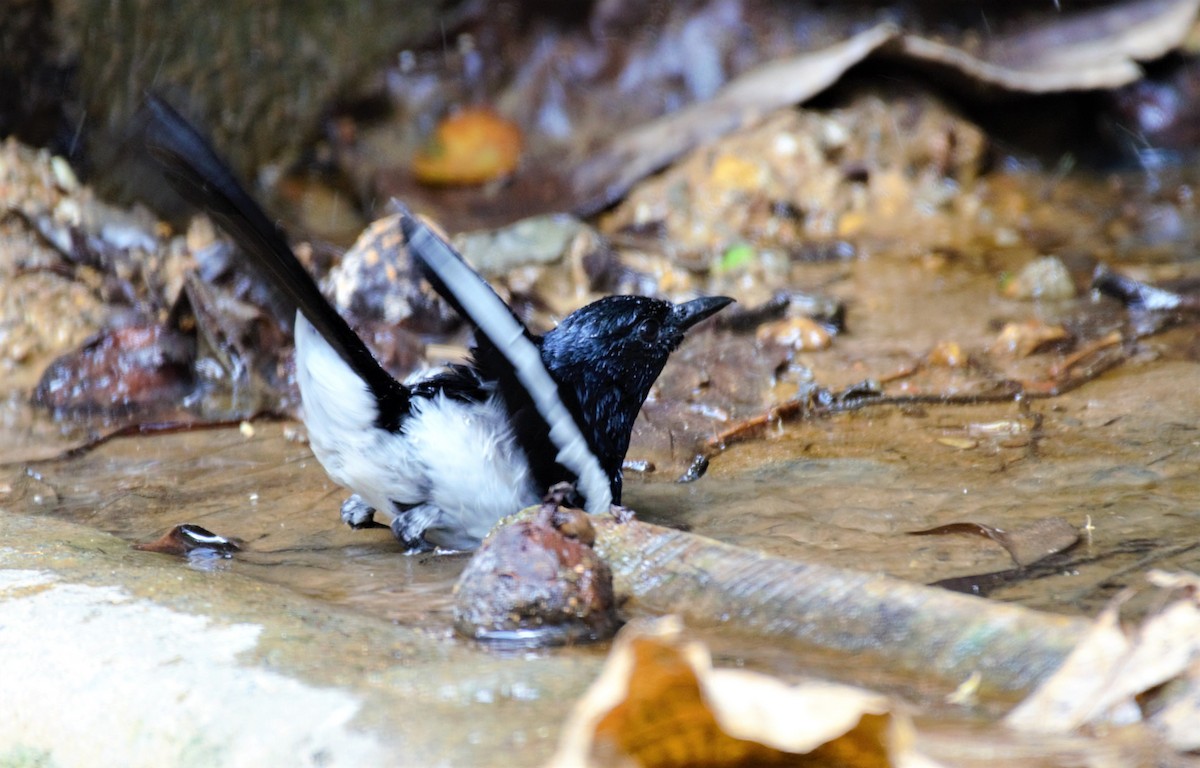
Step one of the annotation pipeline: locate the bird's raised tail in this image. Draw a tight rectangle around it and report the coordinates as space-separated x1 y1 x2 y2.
400 215 613 514
141 95 408 420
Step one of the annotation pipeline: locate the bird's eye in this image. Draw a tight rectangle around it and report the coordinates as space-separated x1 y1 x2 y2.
637 318 660 342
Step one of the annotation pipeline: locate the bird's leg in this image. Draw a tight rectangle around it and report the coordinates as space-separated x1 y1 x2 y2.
340 494 385 529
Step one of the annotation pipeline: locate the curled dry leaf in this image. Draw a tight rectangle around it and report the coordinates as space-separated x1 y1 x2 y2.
133 524 240 558
991 320 1070 358
909 518 1079 567
570 0 1200 214
1006 573 1200 750
892 0 1200 93
550 617 927 768
571 24 897 214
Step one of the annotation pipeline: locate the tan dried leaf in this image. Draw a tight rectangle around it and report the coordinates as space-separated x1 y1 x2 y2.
1008 573 1200 741
550 618 931 767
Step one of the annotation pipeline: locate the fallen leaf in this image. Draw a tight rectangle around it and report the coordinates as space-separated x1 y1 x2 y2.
412 107 522 186
990 320 1070 358
550 618 923 767
893 0 1200 92
571 24 897 214
133 524 240 558
909 518 1079 567
1005 604 1135 733
1007 573 1200 742
571 0 1200 214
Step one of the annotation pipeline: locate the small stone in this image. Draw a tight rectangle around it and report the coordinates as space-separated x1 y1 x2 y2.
928 340 965 367
937 437 978 450
1003 256 1076 300
756 317 832 351
50 156 80 192
453 504 618 646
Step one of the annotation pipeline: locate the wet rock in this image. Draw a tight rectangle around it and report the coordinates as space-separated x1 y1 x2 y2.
326 213 457 334
32 322 194 416
605 94 989 258
453 502 619 646
455 213 590 276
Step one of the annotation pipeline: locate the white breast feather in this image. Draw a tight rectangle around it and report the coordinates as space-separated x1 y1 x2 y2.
293 313 537 542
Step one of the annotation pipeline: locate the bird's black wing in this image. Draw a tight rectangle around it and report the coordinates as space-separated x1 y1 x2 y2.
142 96 409 425
399 215 612 514
407 363 492 403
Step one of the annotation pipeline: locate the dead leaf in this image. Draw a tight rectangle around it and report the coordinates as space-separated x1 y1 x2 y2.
133 524 240 558
571 24 898 214
571 0 1200 215
893 0 1200 92
1005 604 1136 733
909 518 1079 567
991 320 1070 358
1007 574 1200 742
550 617 924 767
412 107 523 186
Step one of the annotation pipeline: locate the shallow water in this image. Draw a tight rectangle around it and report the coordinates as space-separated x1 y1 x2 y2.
6 305 1197 630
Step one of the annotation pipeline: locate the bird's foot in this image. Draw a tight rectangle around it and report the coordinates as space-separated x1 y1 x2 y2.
542 481 581 509
340 494 385 529
389 516 434 553
610 504 636 524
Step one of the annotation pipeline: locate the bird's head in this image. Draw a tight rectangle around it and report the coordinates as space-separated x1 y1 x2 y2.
539 294 733 490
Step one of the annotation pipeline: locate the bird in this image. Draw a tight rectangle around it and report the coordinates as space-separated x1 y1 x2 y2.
143 96 733 551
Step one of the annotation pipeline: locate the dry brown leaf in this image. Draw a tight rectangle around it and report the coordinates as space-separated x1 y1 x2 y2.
549 617 929 767
1007 573 1200 741
908 518 1079 567
571 24 898 213
990 320 1070 358
894 0 1200 92
1090 601 1200 714
1005 604 1135 733
571 0 1200 215
412 107 523 186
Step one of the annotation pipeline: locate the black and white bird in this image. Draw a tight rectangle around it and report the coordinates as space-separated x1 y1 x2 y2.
144 97 733 551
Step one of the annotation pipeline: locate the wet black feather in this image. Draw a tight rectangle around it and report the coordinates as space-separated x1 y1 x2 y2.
142 95 410 430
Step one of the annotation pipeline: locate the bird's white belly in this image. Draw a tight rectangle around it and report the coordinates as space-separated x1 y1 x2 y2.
293 314 538 545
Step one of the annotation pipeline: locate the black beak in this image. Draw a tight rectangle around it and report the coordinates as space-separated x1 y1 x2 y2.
671 296 735 330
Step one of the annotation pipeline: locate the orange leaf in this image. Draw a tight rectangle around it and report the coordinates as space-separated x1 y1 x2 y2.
412 107 522 186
